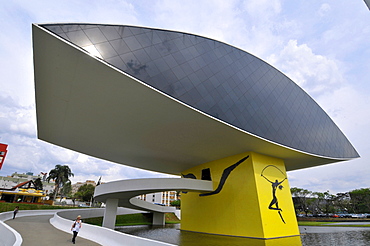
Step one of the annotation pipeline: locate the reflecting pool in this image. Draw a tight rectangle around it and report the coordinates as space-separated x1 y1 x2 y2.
116 224 370 246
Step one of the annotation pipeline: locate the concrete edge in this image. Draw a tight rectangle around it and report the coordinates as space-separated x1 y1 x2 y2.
0 211 22 246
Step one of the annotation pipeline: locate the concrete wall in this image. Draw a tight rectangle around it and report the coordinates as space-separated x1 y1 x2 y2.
174 209 181 220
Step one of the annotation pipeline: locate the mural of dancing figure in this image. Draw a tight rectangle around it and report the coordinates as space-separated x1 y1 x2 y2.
261 165 287 223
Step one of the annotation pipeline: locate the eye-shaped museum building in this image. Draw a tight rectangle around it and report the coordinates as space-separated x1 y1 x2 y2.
33 24 358 240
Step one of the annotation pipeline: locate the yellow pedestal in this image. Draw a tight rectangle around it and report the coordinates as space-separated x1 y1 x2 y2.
181 152 300 239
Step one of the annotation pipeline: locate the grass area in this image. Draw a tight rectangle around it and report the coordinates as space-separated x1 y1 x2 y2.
1 202 180 227
84 213 152 226
0 202 75 213
298 221 370 227
328 224 370 227
165 212 180 224
0 202 180 227
298 221 333 226
83 212 180 226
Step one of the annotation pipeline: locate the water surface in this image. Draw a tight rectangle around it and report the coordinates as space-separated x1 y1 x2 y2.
116 224 370 246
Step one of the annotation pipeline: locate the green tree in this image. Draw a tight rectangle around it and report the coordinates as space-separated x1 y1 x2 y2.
170 199 181 208
333 192 351 214
312 191 335 215
291 187 312 215
46 165 74 201
34 178 43 190
349 188 370 213
75 184 95 202
60 180 72 199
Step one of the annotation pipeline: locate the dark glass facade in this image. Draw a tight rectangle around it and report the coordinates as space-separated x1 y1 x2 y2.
40 24 358 159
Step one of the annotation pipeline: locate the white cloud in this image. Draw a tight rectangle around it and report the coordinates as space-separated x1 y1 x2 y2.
289 157 370 194
269 36 369 195
318 3 331 16
152 0 243 41
267 39 345 96
316 86 370 132
243 0 282 18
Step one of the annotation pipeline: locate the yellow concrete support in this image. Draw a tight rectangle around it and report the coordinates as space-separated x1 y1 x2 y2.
181 152 300 239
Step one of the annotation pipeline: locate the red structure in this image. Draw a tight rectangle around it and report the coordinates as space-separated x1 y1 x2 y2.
0 143 8 170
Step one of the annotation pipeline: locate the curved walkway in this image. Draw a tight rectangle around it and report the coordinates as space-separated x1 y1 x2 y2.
5 215 100 246
1 208 175 246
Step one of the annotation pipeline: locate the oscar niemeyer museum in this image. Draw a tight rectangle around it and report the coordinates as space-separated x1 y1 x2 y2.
33 24 359 240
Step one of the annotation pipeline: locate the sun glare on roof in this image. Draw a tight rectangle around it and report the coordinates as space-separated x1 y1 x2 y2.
83 45 102 59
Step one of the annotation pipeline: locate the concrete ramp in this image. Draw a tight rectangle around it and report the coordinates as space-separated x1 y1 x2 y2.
94 178 213 213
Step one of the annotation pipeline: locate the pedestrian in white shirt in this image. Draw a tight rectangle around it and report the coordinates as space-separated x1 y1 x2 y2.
71 215 82 244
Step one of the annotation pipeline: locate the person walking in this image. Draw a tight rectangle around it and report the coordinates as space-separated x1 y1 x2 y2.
71 215 82 244
13 206 19 219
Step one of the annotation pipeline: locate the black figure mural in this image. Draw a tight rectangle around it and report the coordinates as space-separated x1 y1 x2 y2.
181 173 197 194
181 156 249 196
199 155 249 197
182 173 197 179
261 165 287 223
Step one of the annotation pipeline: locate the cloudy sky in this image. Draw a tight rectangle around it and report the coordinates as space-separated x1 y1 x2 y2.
0 1 369 194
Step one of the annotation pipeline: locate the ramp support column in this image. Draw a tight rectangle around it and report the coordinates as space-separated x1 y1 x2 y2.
102 198 118 229
153 212 165 225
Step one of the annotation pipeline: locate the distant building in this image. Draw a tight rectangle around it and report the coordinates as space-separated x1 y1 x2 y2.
0 180 46 203
0 172 55 195
71 180 96 194
137 191 179 206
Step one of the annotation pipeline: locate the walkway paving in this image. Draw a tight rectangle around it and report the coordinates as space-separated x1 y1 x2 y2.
5 215 101 246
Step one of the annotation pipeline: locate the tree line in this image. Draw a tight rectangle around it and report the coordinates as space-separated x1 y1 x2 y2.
41 165 370 212
291 187 370 215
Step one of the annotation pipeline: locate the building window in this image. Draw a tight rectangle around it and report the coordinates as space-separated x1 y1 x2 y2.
202 168 212 181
